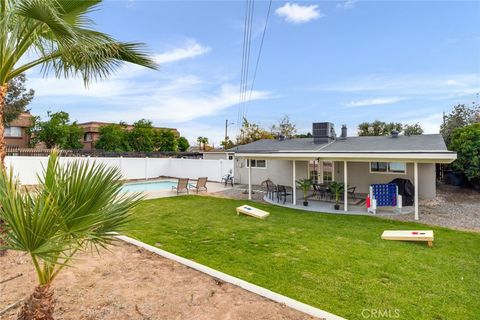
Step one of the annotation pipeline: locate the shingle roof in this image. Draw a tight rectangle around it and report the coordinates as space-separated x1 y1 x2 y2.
229 134 451 153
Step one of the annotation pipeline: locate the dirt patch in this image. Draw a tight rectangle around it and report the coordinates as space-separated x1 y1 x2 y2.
0 241 314 320
211 185 267 202
379 184 480 232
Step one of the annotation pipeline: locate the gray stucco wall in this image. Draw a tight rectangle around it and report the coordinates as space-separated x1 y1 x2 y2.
333 162 436 199
203 153 233 160
234 157 308 187
234 157 437 199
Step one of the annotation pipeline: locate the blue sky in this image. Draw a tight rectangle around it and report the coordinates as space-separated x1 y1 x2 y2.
26 0 480 146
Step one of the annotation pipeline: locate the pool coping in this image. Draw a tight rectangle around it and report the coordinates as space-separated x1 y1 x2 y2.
116 234 345 320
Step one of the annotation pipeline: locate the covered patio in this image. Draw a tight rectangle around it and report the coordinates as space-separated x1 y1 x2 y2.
243 153 455 220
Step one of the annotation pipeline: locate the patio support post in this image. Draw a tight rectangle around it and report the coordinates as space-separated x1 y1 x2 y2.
292 160 297 205
414 161 419 220
248 158 252 200
344 161 348 212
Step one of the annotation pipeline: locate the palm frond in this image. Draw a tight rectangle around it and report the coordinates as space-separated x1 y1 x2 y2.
0 151 141 285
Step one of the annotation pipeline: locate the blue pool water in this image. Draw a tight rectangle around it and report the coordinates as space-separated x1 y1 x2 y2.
122 180 178 192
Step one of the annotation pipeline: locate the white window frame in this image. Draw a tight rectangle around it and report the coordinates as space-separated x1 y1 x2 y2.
369 161 407 175
4 126 22 138
246 159 267 169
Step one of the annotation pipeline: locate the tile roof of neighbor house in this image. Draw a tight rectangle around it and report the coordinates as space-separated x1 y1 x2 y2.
229 134 453 154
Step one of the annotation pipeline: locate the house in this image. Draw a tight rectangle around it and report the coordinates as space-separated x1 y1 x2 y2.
202 151 234 160
229 122 457 219
77 121 180 151
4 112 34 148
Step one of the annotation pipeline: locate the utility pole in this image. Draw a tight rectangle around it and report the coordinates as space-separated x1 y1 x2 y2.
224 120 234 150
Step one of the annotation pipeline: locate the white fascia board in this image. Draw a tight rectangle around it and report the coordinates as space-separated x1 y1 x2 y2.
235 152 457 163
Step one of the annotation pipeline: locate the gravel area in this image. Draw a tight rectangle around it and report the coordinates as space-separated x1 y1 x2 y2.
211 185 267 202
378 184 480 232
0 241 314 320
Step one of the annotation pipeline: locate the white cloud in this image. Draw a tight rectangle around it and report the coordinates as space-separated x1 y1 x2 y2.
337 0 358 9
94 84 271 123
154 40 211 64
344 97 406 107
275 3 323 24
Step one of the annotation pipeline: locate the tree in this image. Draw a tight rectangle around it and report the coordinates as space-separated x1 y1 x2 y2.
220 139 235 150
449 123 480 183
197 136 209 151
95 123 131 152
403 123 424 136
270 115 297 138
4 73 34 124
32 111 82 149
63 122 83 149
295 132 313 138
177 136 190 152
0 151 139 319
0 0 156 164
440 104 480 146
358 121 404 136
236 118 273 145
154 129 177 152
128 119 155 152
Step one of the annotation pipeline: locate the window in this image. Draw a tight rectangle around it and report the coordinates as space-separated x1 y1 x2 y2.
4 126 22 137
84 133 93 142
228 155 233 160
322 161 334 182
246 159 267 168
370 162 406 174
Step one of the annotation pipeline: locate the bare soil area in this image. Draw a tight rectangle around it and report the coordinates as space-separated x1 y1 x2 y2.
379 184 480 232
0 241 313 320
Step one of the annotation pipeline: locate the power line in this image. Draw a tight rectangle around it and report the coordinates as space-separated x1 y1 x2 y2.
237 0 255 135
247 0 273 114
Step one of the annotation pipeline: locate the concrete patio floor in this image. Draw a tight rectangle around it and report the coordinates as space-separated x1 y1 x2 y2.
263 194 414 216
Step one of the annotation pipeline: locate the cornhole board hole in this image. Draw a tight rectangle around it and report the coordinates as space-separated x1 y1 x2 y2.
381 230 434 247
236 205 270 219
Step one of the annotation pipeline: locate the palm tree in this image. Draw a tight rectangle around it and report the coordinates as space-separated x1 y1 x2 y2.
0 0 157 163
0 150 141 319
197 136 208 151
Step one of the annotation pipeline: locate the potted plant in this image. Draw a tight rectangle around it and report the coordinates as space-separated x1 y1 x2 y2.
296 178 312 206
329 181 345 210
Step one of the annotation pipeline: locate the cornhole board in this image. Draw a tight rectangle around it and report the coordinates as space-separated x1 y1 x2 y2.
381 230 434 247
236 205 270 219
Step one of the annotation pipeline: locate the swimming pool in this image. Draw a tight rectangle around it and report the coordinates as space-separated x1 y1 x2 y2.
122 180 178 193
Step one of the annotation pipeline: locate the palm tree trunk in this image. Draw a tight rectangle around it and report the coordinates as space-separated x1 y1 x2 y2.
0 84 7 165
0 85 6 257
18 284 55 320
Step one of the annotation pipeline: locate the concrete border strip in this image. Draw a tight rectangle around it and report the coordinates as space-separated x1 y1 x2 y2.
116 235 345 320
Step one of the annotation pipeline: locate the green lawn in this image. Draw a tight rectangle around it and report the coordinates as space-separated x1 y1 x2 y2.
125 196 480 320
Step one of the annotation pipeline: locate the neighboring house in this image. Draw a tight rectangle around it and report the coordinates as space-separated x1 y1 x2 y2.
4 112 34 148
203 151 234 160
229 122 457 219
78 121 180 151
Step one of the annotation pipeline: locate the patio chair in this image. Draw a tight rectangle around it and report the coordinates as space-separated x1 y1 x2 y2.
172 178 189 195
276 185 292 204
347 186 357 201
189 177 208 193
262 179 276 200
221 173 234 187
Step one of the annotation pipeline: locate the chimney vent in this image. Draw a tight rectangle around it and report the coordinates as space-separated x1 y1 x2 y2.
341 125 347 139
312 122 335 144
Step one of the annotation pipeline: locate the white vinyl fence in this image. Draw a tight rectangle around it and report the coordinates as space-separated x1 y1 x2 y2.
5 156 234 185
